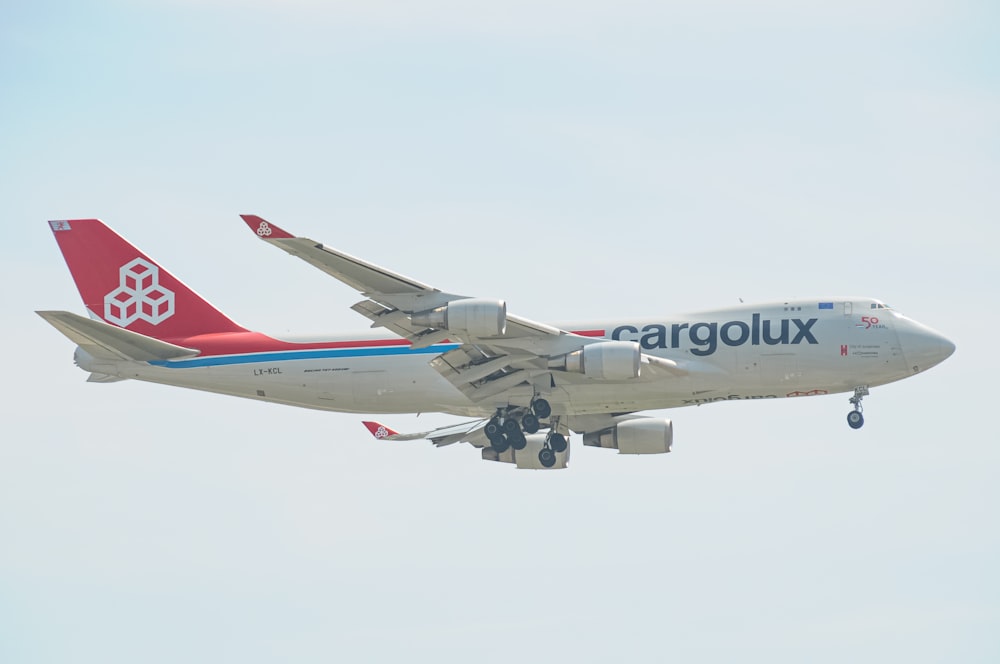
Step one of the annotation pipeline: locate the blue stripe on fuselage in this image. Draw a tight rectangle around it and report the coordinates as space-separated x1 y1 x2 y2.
148 343 461 368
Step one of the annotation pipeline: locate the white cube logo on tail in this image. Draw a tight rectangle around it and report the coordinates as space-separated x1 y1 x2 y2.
256 221 272 237
103 258 175 326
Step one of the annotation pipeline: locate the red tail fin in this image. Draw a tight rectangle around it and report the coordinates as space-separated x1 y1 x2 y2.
48 219 246 340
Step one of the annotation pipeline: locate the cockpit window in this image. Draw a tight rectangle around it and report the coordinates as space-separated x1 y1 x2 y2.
870 303 891 310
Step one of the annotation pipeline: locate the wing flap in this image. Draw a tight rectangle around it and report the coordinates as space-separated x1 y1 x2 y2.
350 299 455 349
459 368 542 401
350 300 427 338
429 348 548 402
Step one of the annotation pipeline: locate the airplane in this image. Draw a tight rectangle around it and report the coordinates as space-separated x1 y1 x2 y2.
37 216 956 470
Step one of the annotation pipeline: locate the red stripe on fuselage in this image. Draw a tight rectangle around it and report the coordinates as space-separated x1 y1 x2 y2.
170 332 412 357
168 328 610 357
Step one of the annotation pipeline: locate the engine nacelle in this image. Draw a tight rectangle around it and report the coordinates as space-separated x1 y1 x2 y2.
481 434 570 470
411 298 507 337
583 418 672 454
555 340 641 380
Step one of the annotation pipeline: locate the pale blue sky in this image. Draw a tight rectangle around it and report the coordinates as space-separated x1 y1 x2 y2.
2 2 998 662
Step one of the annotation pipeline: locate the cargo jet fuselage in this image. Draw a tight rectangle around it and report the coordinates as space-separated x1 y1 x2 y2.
38 217 955 469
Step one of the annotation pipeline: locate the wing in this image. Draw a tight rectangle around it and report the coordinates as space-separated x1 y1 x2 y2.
362 419 489 447
240 215 685 405
361 419 573 469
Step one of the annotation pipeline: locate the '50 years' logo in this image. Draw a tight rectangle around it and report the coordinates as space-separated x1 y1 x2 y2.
858 316 887 330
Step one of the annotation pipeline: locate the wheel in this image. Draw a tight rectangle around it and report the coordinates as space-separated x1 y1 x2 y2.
485 418 502 439
538 447 556 468
491 434 511 453
532 398 552 419
508 430 527 450
502 418 521 435
847 410 864 429
522 413 540 434
549 432 568 453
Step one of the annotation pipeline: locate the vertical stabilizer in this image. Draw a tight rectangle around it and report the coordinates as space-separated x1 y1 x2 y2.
47 219 246 340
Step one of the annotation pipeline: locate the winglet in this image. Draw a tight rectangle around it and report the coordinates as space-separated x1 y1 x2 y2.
240 214 295 240
362 421 400 440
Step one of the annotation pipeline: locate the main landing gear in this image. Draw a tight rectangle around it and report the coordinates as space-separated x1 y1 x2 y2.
536 432 567 468
522 413 540 434
486 398 563 464
486 415 525 452
847 386 869 429
532 398 552 419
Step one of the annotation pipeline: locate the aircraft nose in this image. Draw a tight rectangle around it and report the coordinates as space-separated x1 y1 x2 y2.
898 319 955 373
940 335 956 361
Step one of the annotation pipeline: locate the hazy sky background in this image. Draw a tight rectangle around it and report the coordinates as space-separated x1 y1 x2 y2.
2 1 997 662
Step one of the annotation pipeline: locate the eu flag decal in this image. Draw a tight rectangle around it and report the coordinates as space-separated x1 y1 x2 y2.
818 302 834 310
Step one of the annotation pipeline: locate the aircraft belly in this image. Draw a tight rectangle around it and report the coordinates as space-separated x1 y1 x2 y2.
557 375 711 413
344 356 471 413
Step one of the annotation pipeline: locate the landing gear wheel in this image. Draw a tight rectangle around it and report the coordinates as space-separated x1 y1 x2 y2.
847 386 869 430
484 418 502 440
538 447 556 468
490 434 511 454
548 432 568 453
502 418 521 435
532 398 552 419
522 413 540 434
508 430 527 450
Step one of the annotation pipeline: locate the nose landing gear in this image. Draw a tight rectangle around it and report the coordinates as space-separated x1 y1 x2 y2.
847 386 869 429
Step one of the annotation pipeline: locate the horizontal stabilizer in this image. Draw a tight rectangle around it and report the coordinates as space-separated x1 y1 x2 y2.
87 372 126 383
36 310 200 362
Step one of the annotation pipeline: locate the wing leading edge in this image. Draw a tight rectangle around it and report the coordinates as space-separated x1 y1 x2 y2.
239 215 686 410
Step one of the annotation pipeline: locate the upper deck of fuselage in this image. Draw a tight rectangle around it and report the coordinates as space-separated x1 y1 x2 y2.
558 296 891 337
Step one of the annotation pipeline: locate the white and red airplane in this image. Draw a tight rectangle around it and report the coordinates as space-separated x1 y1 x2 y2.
38 217 955 469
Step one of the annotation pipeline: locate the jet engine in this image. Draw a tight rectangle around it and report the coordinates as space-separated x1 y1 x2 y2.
411 298 507 337
583 418 672 454
553 340 641 380
481 434 570 469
